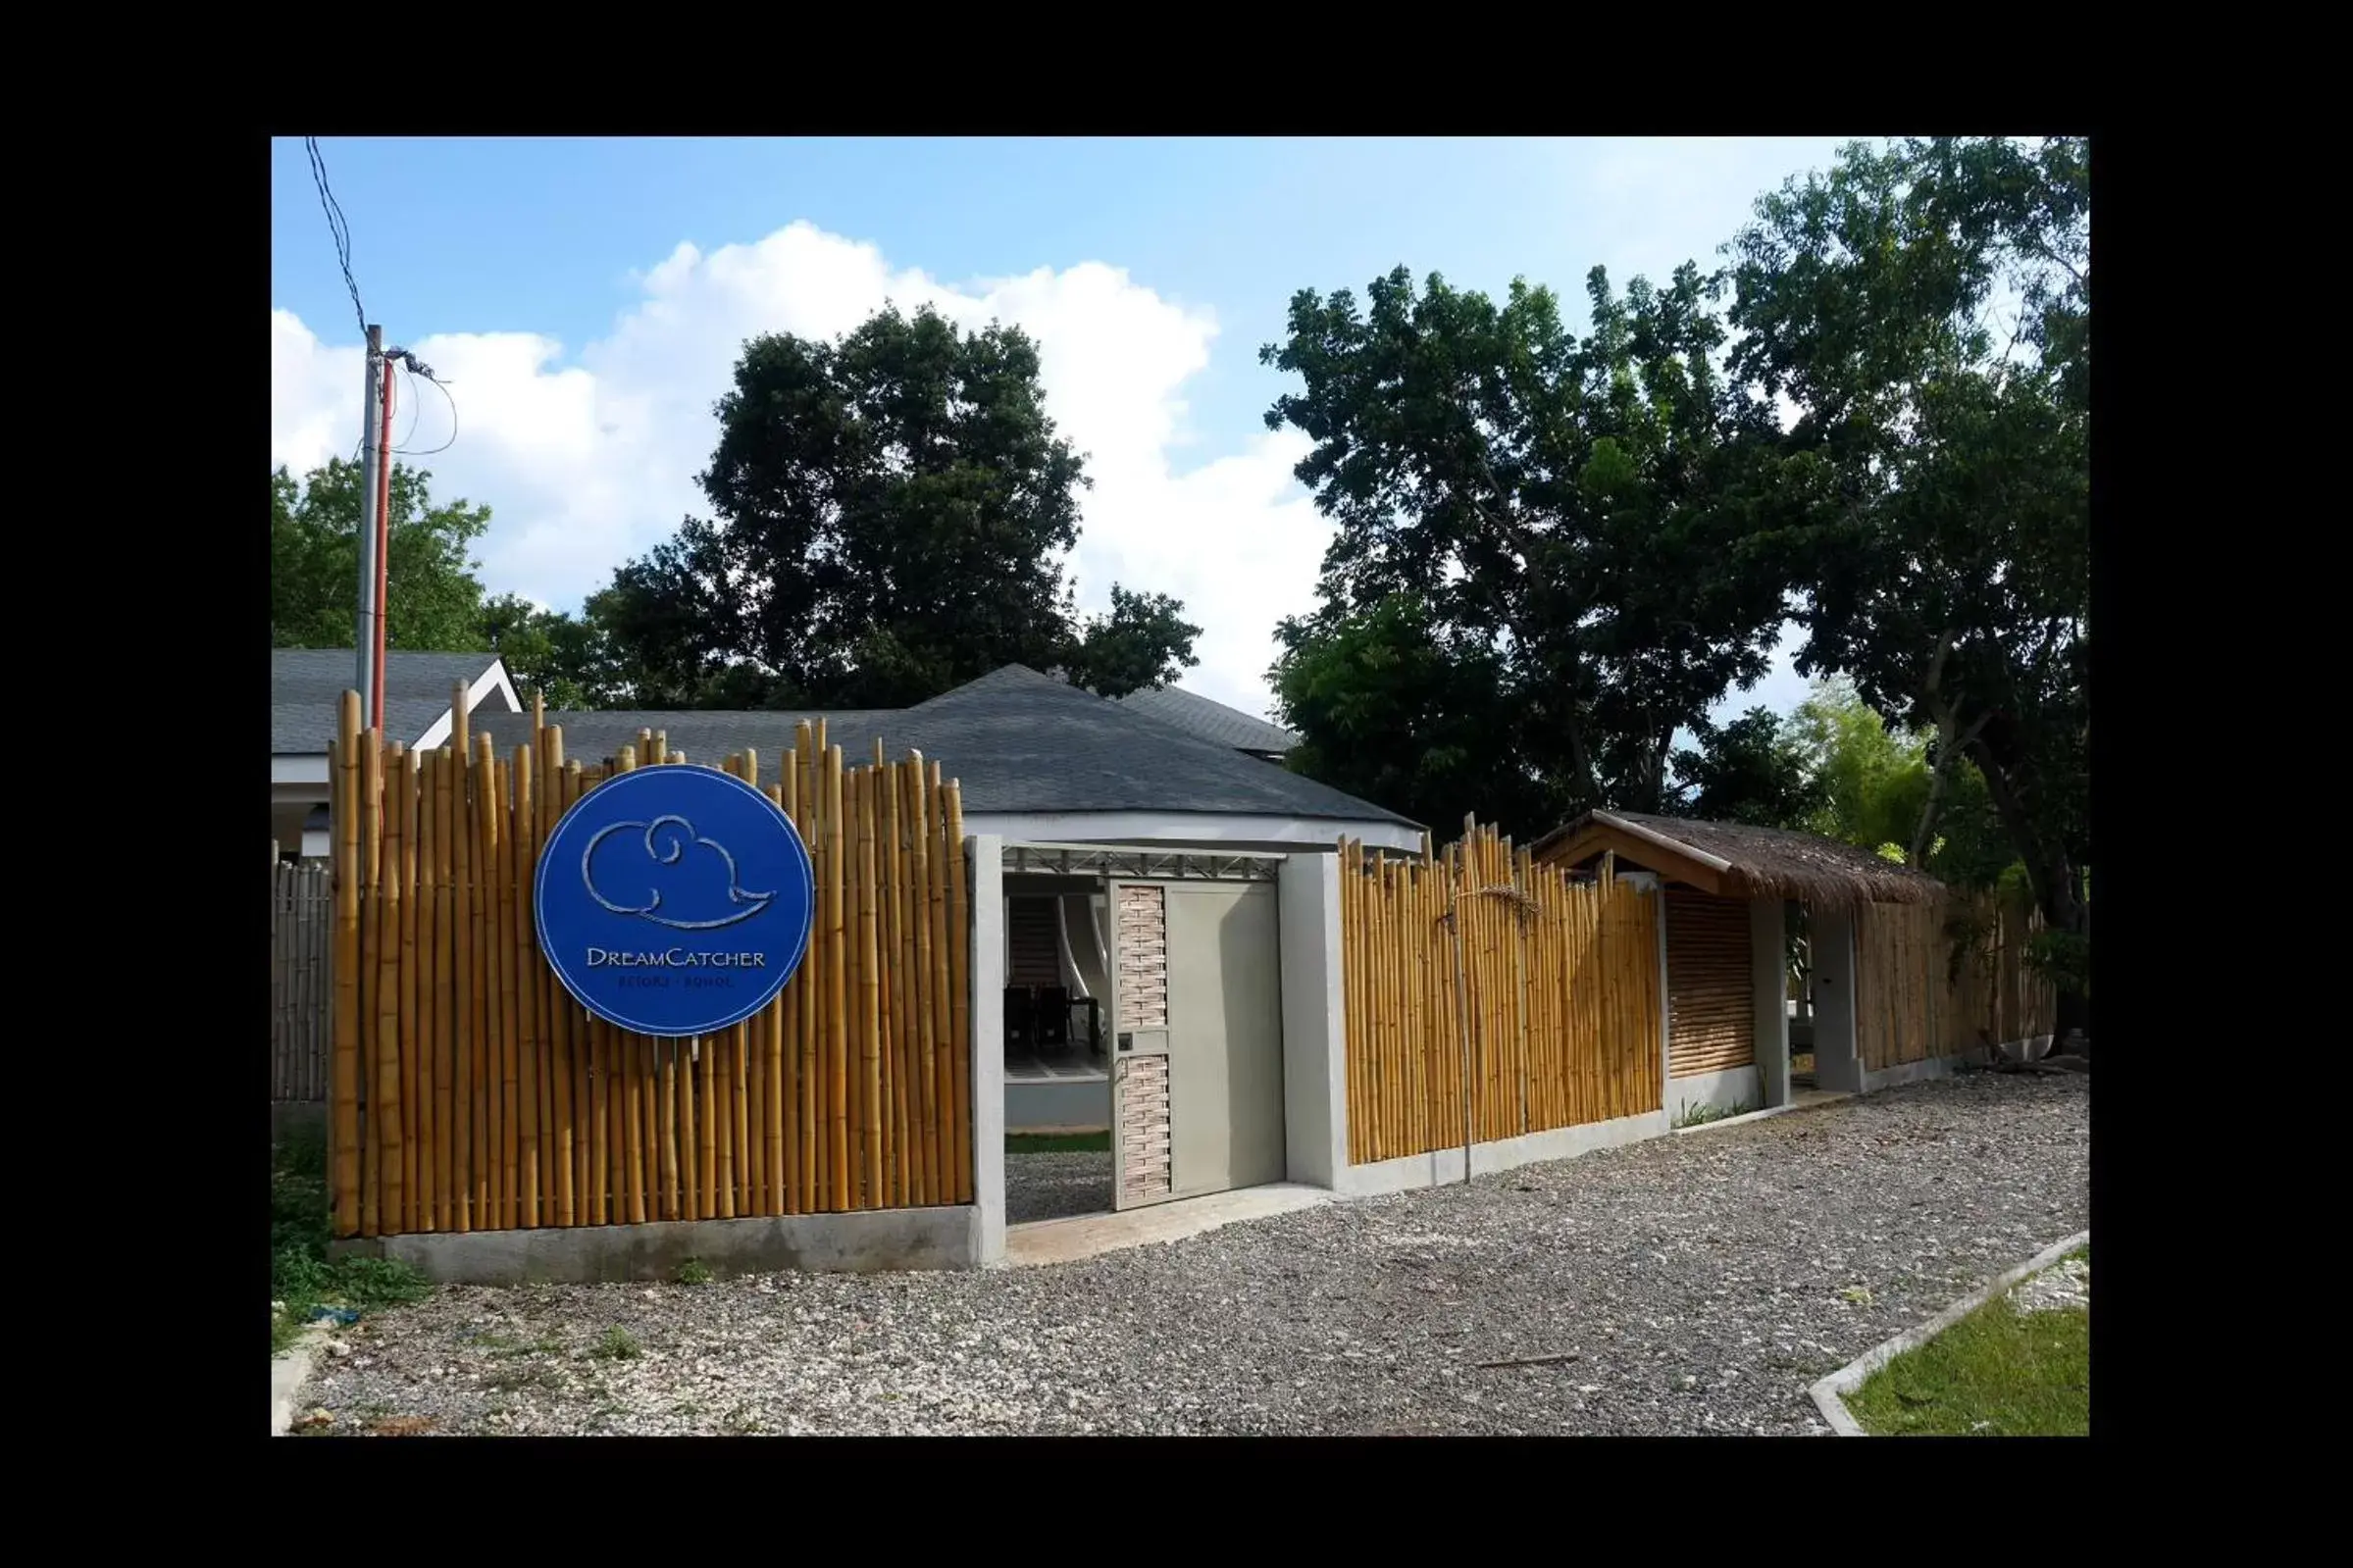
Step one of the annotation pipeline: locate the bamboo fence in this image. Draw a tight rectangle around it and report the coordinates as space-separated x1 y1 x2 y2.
271 858 332 1102
1339 819 1663 1167
1856 890 2059 1070
327 688 974 1239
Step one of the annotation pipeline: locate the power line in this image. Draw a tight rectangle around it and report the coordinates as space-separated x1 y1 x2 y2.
303 136 368 342
388 349 459 458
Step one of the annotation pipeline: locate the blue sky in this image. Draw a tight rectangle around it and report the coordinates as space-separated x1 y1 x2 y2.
271 136 1854 722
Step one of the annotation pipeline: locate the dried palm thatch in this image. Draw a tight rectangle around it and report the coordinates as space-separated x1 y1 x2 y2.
1528 810 1946 911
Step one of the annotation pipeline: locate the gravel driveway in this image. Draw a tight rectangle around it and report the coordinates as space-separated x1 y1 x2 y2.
301 1071 2088 1436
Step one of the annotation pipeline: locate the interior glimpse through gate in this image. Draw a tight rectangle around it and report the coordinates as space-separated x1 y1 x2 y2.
1003 845 1288 1213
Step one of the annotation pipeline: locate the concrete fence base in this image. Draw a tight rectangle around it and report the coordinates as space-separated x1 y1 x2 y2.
1860 1035 2056 1094
333 1205 982 1284
1333 1109 1667 1197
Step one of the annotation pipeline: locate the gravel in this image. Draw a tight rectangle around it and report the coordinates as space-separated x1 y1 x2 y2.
1004 1152 1112 1225
2009 1252 2089 1317
301 1069 2088 1436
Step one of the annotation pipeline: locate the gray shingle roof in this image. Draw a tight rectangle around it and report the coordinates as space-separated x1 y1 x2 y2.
475 665 1411 827
272 648 502 755
1111 683 1298 755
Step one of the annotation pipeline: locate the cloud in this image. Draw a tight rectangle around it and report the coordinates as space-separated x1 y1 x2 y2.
583 814 774 932
270 220 1326 722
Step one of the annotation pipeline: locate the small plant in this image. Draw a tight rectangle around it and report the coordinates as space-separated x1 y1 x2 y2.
270 1134 431 1356
675 1258 713 1287
1842 1284 1875 1306
591 1326 643 1362
1672 1099 1759 1129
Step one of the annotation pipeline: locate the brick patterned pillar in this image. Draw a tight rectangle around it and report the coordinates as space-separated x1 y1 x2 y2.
1116 885 1167 1029
1117 1054 1171 1199
1115 885 1171 1202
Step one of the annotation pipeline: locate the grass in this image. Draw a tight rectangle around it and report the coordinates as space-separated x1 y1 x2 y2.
1847 1249 2089 1437
1672 1099 1758 1129
1007 1131 1109 1154
590 1326 644 1362
271 1129 432 1356
675 1258 713 1287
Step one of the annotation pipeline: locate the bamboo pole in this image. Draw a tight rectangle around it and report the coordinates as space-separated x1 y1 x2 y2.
858 783 884 1207
431 748 454 1230
359 730 385 1236
623 1033 645 1224
416 750 439 1228
695 1017 717 1219
793 724 817 1210
476 736 502 1227
882 755 909 1206
546 733 575 1226
660 1039 681 1221
396 747 420 1232
331 698 362 1236
515 743 541 1228
770 771 794 1217
942 774 971 1204
907 758 940 1202
822 745 848 1210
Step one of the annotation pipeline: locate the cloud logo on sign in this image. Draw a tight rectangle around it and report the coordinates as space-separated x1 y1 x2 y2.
582 815 776 932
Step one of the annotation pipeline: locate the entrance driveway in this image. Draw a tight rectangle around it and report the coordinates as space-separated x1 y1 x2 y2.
303 1072 2089 1435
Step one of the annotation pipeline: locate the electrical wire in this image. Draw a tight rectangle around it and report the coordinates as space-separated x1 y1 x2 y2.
390 352 459 457
389 357 423 452
303 137 368 342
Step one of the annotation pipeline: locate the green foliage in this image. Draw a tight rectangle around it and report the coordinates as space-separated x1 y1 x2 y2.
2024 929 2091 997
1272 594 1558 836
591 1326 643 1362
1061 585 1203 699
270 460 493 652
588 305 1200 709
1671 1099 1758 1129
1668 707 1822 828
270 1130 430 1356
1847 1284 2089 1437
1260 260 1811 832
1788 676 2015 890
674 1258 713 1287
1728 137 2088 940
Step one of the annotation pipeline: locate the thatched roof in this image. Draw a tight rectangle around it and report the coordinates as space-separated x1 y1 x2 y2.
1529 810 1946 911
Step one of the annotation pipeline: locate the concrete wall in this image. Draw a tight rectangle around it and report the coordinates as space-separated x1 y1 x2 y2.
1666 1065 1765 1123
1277 851 1346 1190
1334 1109 1669 1197
348 1206 981 1284
1860 1033 2055 1093
1752 899 1791 1108
970 835 1006 1266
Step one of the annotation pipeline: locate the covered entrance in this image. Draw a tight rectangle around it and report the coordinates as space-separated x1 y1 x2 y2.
997 844 1288 1218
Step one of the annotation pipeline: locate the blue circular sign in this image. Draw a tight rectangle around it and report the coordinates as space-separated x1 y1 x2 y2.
535 766 815 1037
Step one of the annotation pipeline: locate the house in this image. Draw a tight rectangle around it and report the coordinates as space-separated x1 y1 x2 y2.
475 663 1414 1138
1529 809 1988 1113
271 648 521 861
1108 682 1299 763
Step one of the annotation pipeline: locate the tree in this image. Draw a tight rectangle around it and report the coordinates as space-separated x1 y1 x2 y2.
1061 585 1202 699
1787 676 2013 890
1667 707 1822 828
1271 594 1555 836
477 592 617 710
271 459 493 651
1259 261 1808 834
1726 137 2089 994
592 304 1201 709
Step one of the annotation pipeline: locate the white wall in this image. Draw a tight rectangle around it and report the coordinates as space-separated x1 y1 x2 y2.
1277 851 1346 1189
968 835 1005 1266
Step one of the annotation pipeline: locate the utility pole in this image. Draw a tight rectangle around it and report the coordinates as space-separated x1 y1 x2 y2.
355 323 385 732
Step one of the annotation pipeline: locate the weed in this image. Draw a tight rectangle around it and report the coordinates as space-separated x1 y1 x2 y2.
1841 1285 1875 1307
1672 1099 1760 1130
722 1403 764 1434
270 1134 432 1356
486 1363 562 1393
591 1326 643 1362
675 1258 713 1287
